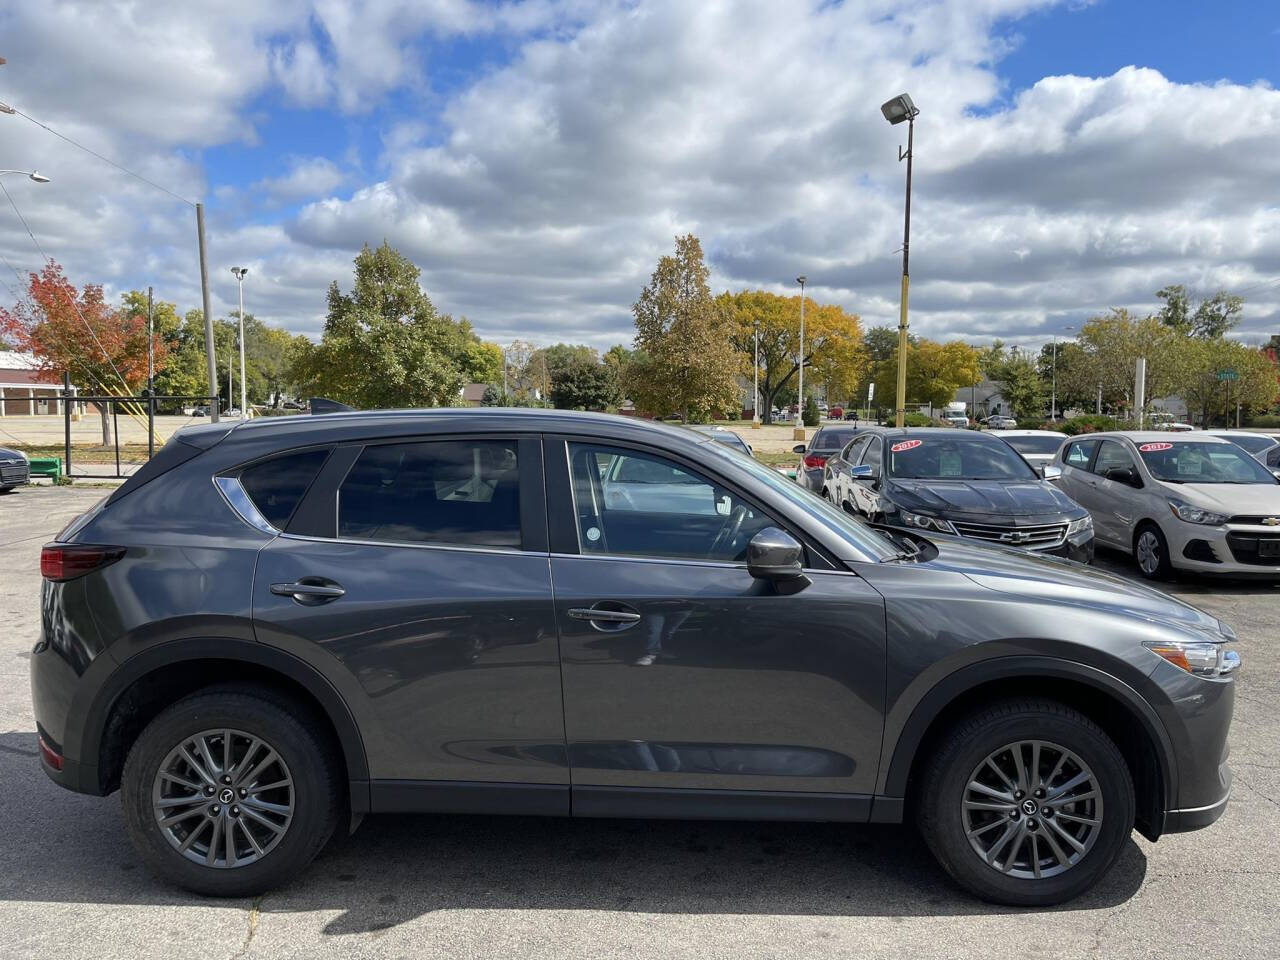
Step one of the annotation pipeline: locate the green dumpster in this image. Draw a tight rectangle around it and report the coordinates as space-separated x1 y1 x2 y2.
27 457 62 480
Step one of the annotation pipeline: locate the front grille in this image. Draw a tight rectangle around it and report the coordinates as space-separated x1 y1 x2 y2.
1227 516 1280 527
0 462 29 484
950 519 1068 550
1225 533 1280 566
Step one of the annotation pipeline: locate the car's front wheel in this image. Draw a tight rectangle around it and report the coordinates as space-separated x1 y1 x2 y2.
1134 523 1173 580
121 685 342 896
916 698 1134 906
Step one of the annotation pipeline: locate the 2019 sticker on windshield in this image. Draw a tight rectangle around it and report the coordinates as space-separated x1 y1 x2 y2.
891 439 922 453
1138 442 1173 452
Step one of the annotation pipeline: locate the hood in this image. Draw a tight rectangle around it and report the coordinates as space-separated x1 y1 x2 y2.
922 537 1225 637
888 477 1084 520
1163 481 1280 517
0 447 25 461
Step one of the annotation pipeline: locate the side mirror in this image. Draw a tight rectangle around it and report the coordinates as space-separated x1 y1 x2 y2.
792 444 806 454
1104 466 1141 487
747 527 810 593
850 464 873 478
1042 464 1062 481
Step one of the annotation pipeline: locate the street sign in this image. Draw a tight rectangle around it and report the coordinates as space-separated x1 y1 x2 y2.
867 382 875 403
1217 369 1239 381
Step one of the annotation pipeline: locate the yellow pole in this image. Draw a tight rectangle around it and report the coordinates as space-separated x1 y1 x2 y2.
895 273 909 427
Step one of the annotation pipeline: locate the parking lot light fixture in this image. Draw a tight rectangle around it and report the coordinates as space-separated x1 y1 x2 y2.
882 92 919 428
0 169 50 182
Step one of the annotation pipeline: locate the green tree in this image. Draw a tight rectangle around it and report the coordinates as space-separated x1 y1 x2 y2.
1062 309 1186 415
1157 285 1243 339
291 241 483 409
867 339 981 412
989 352 1046 422
548 353 621 410
629 235 738 422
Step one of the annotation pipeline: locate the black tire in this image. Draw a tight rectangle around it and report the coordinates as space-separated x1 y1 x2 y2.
1133 522 1173 581
121 685 342 897
916 698 1134 907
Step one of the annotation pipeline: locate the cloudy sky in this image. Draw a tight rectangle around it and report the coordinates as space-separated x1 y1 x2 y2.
1 0 1277 354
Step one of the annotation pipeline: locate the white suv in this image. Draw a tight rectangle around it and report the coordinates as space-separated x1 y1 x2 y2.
1053 431 1280 578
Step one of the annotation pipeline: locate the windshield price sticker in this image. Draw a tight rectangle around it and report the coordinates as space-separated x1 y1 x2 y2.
1138 442 1173 452
891 439 923 453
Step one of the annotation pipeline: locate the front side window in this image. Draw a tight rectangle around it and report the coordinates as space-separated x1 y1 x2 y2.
569 443 776 562
1137 441 1278 485
861 437 882 473
843 436 870 464
338 439 521 547
239 448 329 529
1092 440 1138 477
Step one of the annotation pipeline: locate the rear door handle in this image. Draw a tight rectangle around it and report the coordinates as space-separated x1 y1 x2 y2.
271 580 345 605
568 607 641 623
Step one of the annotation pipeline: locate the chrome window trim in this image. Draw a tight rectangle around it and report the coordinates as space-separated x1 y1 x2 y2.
213 475 277 536
280 531 530 557
547 551 858 577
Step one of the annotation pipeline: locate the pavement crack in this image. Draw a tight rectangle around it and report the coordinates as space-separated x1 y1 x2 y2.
229 894 266 960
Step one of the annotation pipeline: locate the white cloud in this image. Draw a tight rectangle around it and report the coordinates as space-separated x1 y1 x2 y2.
0 0 1276 359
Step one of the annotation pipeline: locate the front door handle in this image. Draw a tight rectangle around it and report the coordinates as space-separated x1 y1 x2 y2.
271 579 345 605
568 607 641 624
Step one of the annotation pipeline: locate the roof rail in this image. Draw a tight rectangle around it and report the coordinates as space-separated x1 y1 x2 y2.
308 397 355 415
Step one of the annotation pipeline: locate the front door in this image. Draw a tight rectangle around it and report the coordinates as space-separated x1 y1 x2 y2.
547 438 887 817
251 435 568 803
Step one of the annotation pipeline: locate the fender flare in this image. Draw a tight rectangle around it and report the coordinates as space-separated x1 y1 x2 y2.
878 655 1176 809
76 636 370 789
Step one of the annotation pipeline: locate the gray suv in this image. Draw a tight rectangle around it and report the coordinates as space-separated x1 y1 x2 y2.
31 409 1236 905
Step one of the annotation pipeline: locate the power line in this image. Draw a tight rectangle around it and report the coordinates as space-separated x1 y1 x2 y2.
1 178 136 394
13 107 196 207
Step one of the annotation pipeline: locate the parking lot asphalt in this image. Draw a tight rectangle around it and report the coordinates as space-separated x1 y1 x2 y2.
1 485 1278 960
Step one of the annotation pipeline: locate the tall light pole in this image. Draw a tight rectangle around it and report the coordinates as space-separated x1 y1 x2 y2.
231 267 248 419
881 92 918 428
752 318 760 429
1051 324 1072 421
795 275 807 441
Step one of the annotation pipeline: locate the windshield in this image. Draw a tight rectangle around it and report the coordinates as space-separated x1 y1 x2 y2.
1000 434 1066 456
1212 433 1276 455
1137 441 1279 484
887 436 1038 480
698 438 902 561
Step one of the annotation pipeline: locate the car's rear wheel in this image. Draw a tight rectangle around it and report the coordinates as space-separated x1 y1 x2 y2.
121 686 342 896
916 698 1134 906
1134 522 1173 580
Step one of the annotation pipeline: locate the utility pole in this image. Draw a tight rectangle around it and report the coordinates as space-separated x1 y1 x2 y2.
752 319 760 429
232 267 249 419
795 275 807 441
196 202 219 421
146 286 154 394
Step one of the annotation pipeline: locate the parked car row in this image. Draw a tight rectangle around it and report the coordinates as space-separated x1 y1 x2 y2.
797 423 1280 582
0 446 30 492
31 408 1238 907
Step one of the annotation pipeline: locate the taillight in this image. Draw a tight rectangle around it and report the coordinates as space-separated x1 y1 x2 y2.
803 455 827 469
40 543 125 582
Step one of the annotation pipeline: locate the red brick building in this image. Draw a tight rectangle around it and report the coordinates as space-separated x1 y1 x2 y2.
0 351 78 416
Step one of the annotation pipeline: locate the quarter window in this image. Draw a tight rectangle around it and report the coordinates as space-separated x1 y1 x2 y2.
338 440 521 548
568 443 779 562
239 449 329 529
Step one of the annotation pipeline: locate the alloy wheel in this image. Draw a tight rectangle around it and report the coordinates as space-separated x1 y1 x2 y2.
961 739 1103 880
151 728 295 868
1136 531 1161 576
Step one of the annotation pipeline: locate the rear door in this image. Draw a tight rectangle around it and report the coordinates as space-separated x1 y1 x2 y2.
250 434 568 810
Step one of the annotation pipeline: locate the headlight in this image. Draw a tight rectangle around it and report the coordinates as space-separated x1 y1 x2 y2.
899 510 956 534
1143 639 1240 678
1167 499 1228 525
1065 514 1093 537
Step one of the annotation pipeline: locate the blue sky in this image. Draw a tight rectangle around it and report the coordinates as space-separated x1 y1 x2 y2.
2 0 1279 350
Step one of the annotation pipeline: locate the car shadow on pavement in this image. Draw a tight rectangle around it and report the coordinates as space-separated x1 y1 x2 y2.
0 731 1147 930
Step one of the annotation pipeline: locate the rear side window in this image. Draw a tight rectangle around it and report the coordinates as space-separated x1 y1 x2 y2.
240 449 330 529
338 440 521 548
1064 439 1098 468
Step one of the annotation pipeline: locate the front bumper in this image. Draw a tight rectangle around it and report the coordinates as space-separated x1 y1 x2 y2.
1165 786 1231 833
1166 520 1280 577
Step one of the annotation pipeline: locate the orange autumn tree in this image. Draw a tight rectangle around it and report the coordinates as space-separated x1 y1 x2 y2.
0 261 167 444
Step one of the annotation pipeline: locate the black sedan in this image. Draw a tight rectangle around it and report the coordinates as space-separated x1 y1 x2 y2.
792 424 864 492
0 446 31 492
824 427 1094 562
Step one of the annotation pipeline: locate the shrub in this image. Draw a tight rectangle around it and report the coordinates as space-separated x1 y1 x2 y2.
903 412 934 427
1244 414 1280 429
1060 415 1121 436
802 396 820 427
